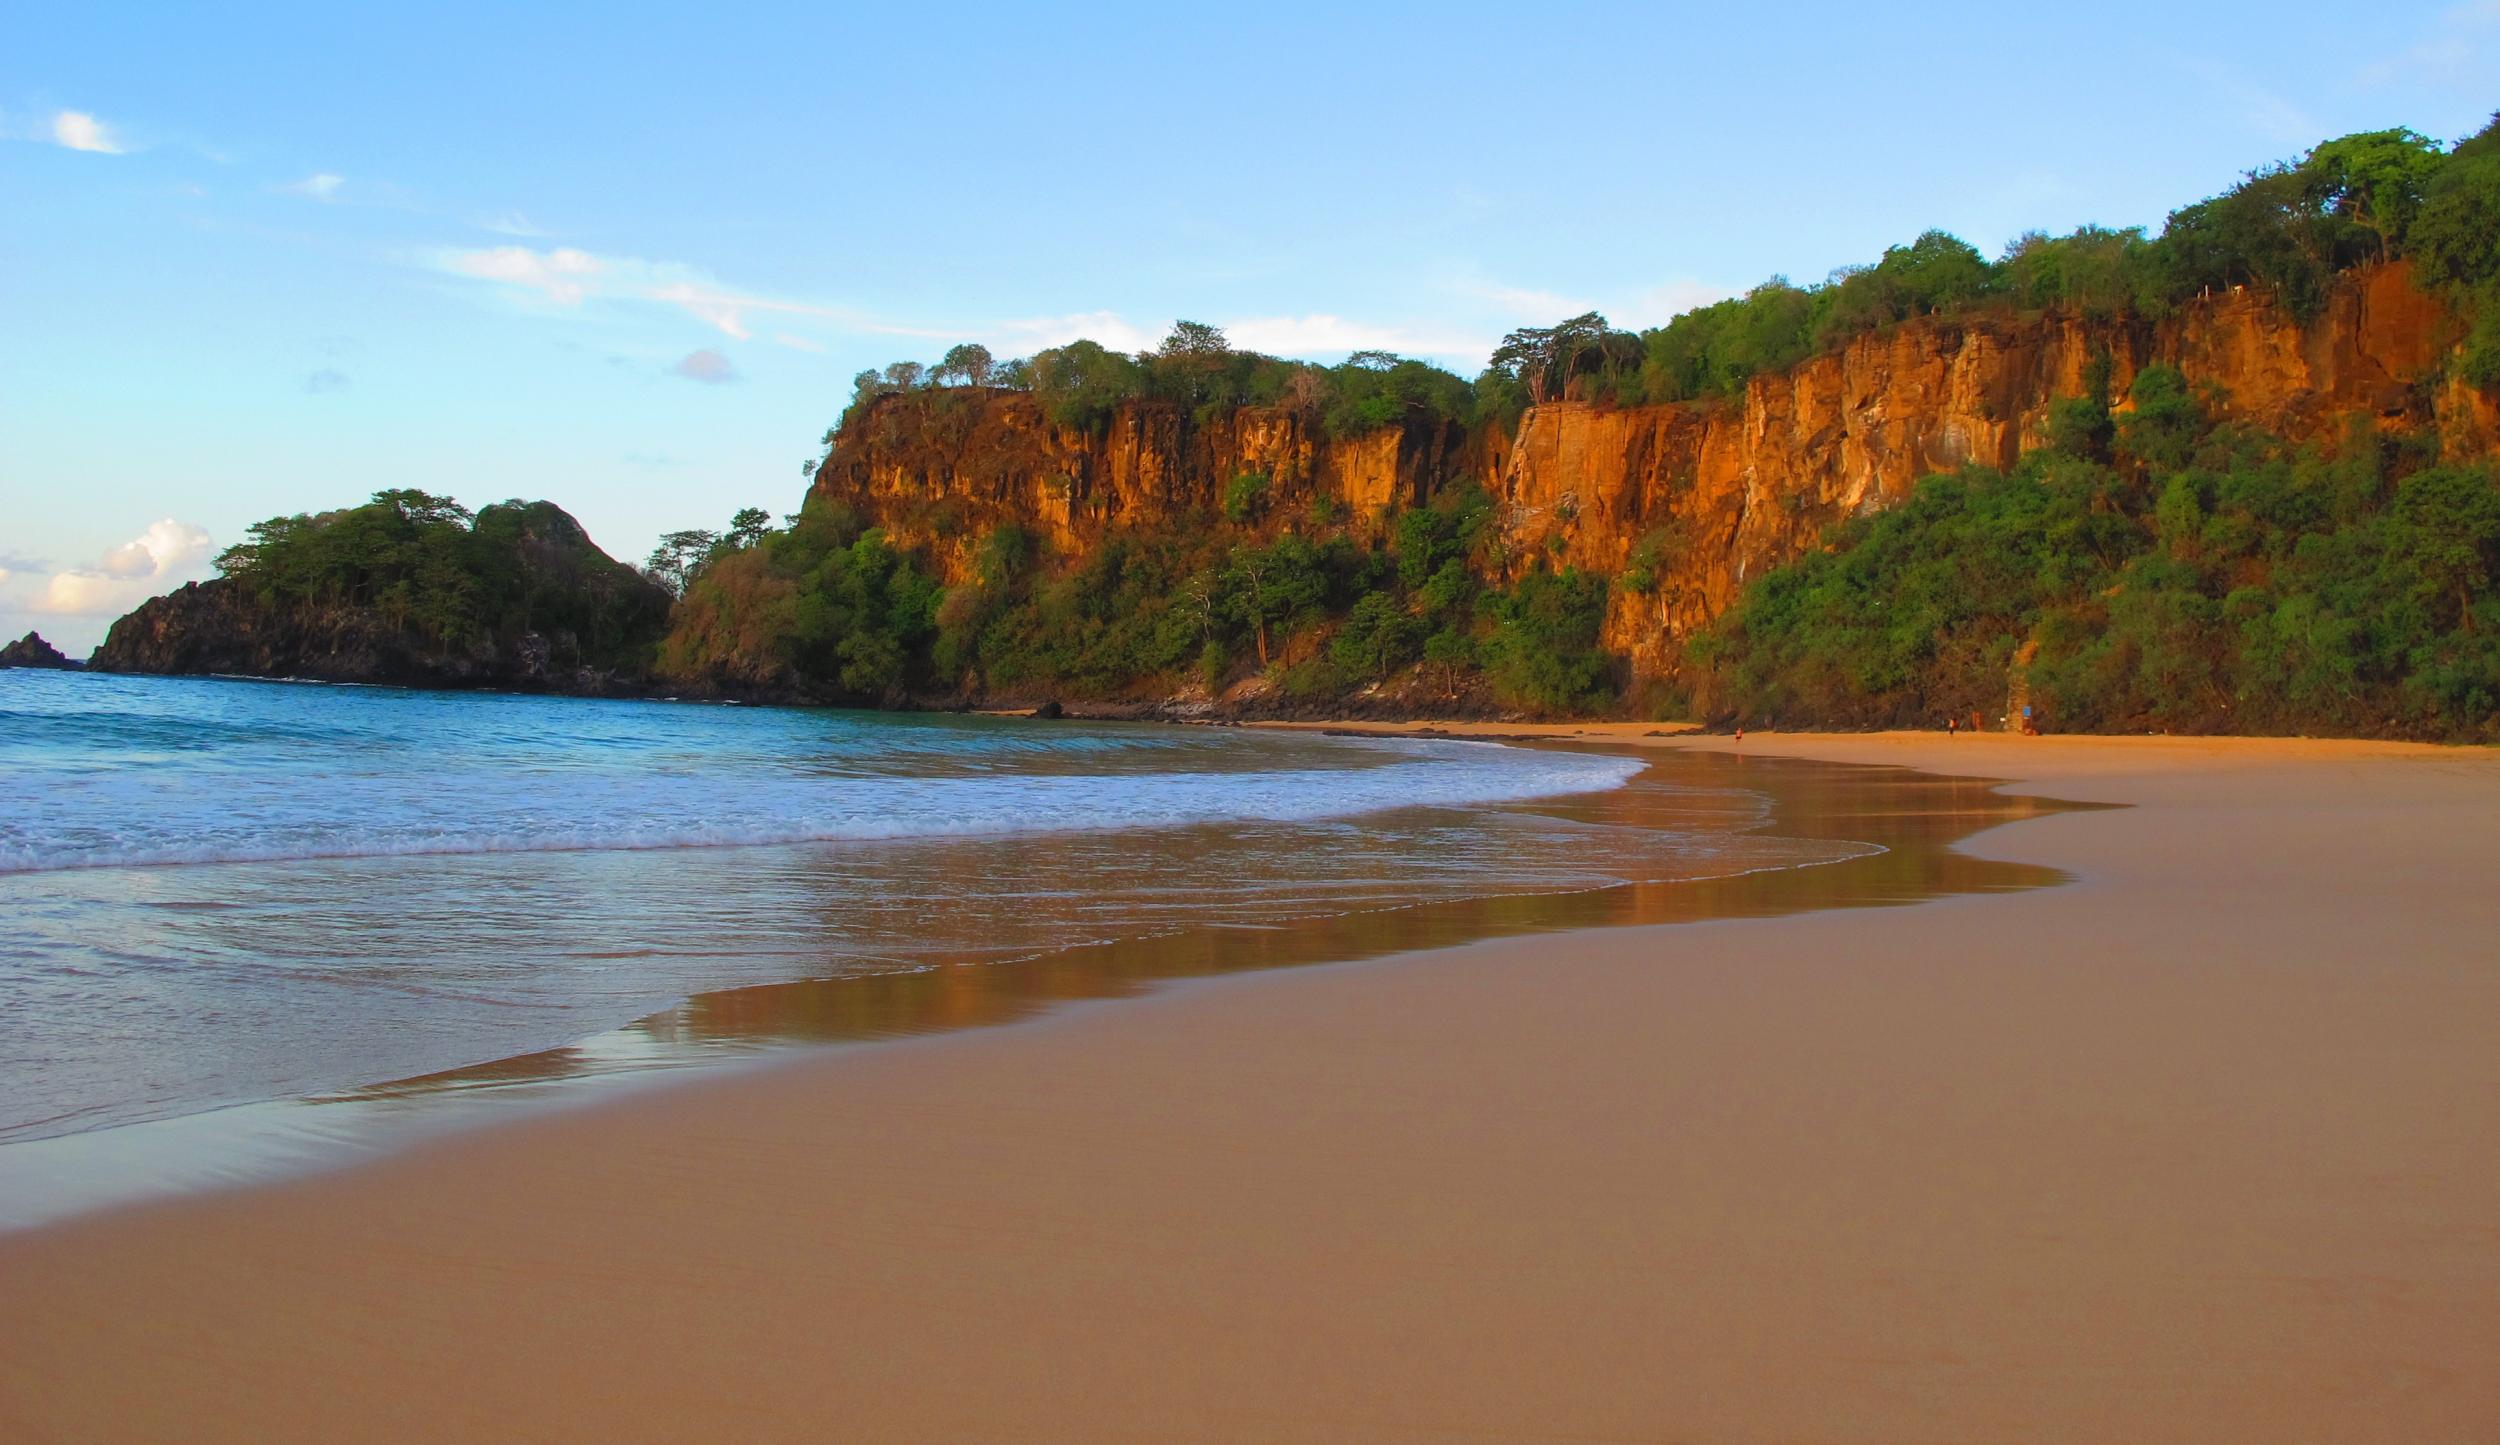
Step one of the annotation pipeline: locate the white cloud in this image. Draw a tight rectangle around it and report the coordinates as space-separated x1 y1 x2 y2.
671 348 739 384
771 332 827 353
49 110 125 154
1435 273 1734 350
1455 279 1593 320
96 543 155 580
282 172 345 200
36 520 213 617
441 244 610 305
476 211 546 237
1611 279 1738 330
982 310 1157 354
40 572 141 614
1224 314 1497 361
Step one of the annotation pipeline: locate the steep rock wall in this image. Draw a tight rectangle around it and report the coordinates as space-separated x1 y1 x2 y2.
814 393 1467 573
811 263 2485 675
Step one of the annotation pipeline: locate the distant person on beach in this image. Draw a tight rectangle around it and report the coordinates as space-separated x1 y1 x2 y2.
1947 716 1958 736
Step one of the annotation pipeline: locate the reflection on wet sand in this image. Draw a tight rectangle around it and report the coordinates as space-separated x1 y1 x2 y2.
349 751 2087 1103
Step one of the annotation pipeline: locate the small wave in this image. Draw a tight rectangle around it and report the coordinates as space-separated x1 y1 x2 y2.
0 750 1646 875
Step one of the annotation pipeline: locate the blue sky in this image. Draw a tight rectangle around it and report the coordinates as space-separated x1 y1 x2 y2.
5 1 2496 652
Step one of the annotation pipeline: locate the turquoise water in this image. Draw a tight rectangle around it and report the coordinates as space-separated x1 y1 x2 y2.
0 672 1854 1207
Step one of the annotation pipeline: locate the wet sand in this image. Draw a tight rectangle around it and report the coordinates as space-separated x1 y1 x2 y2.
4 732 2497 1442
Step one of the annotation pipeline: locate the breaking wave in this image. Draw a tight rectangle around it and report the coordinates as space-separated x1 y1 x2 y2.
0 749 1644 874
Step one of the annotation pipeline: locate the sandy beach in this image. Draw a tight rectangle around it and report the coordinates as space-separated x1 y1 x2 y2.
4 730 2497 1442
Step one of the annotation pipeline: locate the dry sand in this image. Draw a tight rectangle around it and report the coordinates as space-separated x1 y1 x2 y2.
4 730 2497 1442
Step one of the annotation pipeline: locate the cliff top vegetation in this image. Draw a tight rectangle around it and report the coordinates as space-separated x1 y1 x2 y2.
818 112 2500 465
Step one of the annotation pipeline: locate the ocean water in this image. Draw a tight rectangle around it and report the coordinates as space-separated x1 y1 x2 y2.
0 671 1870 1215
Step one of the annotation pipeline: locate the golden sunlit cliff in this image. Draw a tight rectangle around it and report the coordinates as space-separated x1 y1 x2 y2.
809 262 2490 680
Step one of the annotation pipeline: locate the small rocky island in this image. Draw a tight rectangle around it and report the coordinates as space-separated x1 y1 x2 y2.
90 491 672 692
0 632 77 669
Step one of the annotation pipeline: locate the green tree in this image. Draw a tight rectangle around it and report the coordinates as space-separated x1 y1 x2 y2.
936 342 995 388
1330 591 1421 679
646 529 719 594
1158 320 1230 357
2386 465 2500 632
1226 537 1325 667
1029 340 1143 433
2301 128 2444 261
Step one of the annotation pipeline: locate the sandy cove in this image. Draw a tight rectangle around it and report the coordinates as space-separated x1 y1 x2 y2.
3 731 2496 1442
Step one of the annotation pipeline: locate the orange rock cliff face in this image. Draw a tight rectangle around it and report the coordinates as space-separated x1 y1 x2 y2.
808 263 2489 677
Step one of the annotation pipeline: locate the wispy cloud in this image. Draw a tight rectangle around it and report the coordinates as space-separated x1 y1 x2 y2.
475 212 547 237
2360 0 2500 88
433 244 870 340
434 243 1606 369
303 368 351 394
440 244 610 306
280 172 345 201
1453 278 1593 320
2168 57 2318 146
670 348 739 384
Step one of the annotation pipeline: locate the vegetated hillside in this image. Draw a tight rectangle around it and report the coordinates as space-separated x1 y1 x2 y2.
651 118 2500 734
1695 362 2500 739
93 491 671 690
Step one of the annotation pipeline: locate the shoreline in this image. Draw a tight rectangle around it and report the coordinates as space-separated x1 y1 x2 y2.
0 739 2052 1231
4 732 2496 1440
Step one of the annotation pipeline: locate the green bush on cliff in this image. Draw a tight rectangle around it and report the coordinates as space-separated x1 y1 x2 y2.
659 504 942 697
1480 565 1614 711
1691 367 2500 740
656 472 1618 714
842 322 1478 454
1624 121 2491 409
2408 113 2500 384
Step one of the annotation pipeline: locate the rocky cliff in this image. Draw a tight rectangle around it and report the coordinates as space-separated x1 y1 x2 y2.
811 263 2489 678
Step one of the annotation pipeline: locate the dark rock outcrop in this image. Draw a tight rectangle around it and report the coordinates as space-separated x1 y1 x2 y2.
91 501 672 693
0 632 76 669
